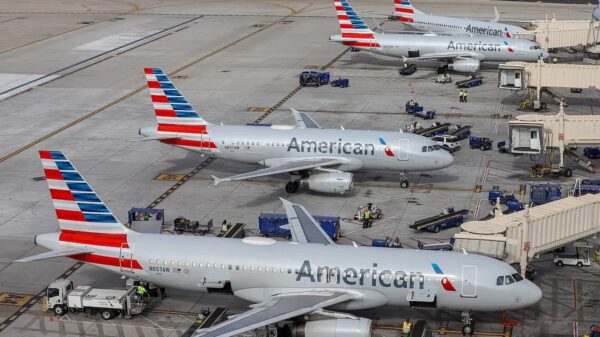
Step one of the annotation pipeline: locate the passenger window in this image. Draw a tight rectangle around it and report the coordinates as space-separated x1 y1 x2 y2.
287 268 292 274
505 275 515 285
265 267 270 272
422 146 427 152
512 273 523 282
496 276 504 286
149 259 154 264
206 263 211 268
228 264 232 270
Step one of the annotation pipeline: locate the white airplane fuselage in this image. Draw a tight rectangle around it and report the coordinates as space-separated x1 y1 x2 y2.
140 124 454 173
36 232 542 312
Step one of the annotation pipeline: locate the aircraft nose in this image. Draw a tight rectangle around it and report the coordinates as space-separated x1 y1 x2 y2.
521 280 543 307
438 151 454 169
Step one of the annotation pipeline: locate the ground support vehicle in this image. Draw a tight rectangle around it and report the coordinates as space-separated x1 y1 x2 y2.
436 73 452 83
173 217 213 235
259 213 339 240
448 125 471 140
409 208 468 233
405 101 423 114
530 164 573 178
432 135 460 153
299 71 330 87
488 186 518 205
415 109 436 120
399 63 417 75
45 279 146 319
456 76 483 88
372 238 402 248
530 184 562 205
354 203 382 221
330 78 349 88
554 242 593 267
584 147 600 159
415 122 450 138
417 240 454 251
469 136 492 151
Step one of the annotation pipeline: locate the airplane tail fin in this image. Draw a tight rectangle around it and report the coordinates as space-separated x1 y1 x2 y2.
491 6 500 23
144 67 211 135
394 0 422 22
334 0 381 49
39 150 133 248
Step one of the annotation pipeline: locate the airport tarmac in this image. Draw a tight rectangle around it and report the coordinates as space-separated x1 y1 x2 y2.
1 0 599 336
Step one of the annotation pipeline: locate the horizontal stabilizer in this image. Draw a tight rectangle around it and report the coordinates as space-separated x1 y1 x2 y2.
132 136 178 142
16 248 89 262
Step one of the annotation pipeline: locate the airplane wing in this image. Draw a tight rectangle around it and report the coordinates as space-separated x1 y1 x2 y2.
193 291 352 337
280 198 335 245
292 109 322 129
406 51 481 61
212 158 344 185
16 249 89 262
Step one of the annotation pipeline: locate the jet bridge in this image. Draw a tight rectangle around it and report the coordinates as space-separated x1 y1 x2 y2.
507 103 600 171
498 60 600 110
525 16 600 50
453 194 600 275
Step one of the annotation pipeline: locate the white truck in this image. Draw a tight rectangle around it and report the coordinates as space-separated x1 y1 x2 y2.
432 135 461 153
553 242 594 267
44 278 147 320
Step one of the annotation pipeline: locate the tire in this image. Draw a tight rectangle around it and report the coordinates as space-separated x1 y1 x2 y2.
480 145 485 151
557 261 564 266
563 168 573 177
285 235 291 240
490 200 496 206
577 262 583 267
433 226 440 233
101 309 113 320
285 181 299 193
53 305 66 316
462 324 473 335
400 180 409 188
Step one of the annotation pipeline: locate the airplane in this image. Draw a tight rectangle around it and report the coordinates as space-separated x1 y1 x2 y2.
329 0 549 73
391 0 528 39
19 150 542 336
137 68 454 193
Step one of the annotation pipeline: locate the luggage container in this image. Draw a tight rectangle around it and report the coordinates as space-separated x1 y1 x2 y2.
258 213 340 240
530 184 562 205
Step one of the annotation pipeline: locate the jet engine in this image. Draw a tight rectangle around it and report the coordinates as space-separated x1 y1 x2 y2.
294 318 372 337
449 59 480 73
300 172 353 194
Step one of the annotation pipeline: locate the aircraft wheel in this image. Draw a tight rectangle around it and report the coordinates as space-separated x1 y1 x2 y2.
285 181 299 193
400 180 409 188
462 324 473 336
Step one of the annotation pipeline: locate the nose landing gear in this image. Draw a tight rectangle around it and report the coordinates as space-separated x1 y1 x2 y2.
461 311 474 336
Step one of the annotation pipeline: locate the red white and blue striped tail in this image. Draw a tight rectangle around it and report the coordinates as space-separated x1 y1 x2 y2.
394 0 421 23
39 150 132 246
144 67 210 135
334 0 381 49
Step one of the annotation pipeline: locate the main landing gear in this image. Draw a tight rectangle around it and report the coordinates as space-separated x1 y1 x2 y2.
461 311 474 336
285 181 299 193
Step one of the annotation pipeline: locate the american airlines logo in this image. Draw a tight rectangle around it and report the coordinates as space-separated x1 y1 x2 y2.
287 137 376 156
465 24 504 38
296 260 426 289
447 40 502 52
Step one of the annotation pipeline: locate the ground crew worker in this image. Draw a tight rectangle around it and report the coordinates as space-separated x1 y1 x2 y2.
552 57 558 64
402 318 412 335
221 220 228 233
363 208 371 228
459 90 464 102
136 285 148 303
392 237 402 248
463 89 468 103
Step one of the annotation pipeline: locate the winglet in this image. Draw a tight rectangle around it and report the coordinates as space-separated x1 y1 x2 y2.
211 175 223 186
491 6 500 23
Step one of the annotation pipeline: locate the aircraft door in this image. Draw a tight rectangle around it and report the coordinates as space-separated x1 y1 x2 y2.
396 139 409 161
461 265 477 298
529 130 541 151
119 243 134 273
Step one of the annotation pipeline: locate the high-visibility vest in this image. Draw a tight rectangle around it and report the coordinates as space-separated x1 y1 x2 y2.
137 286 147 295
403 321 411 332
364 211 370 220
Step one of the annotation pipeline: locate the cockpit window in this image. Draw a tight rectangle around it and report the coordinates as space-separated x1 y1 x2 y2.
428 146 434 152
496 276 504 286
530 45 540 50
504 275 515 285
433 145 441 150
512 273 523 282
422 146 427 152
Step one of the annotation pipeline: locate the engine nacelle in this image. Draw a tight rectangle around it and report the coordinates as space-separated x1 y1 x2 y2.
449 59 480 73
294 318 372 337
301 172 353 194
